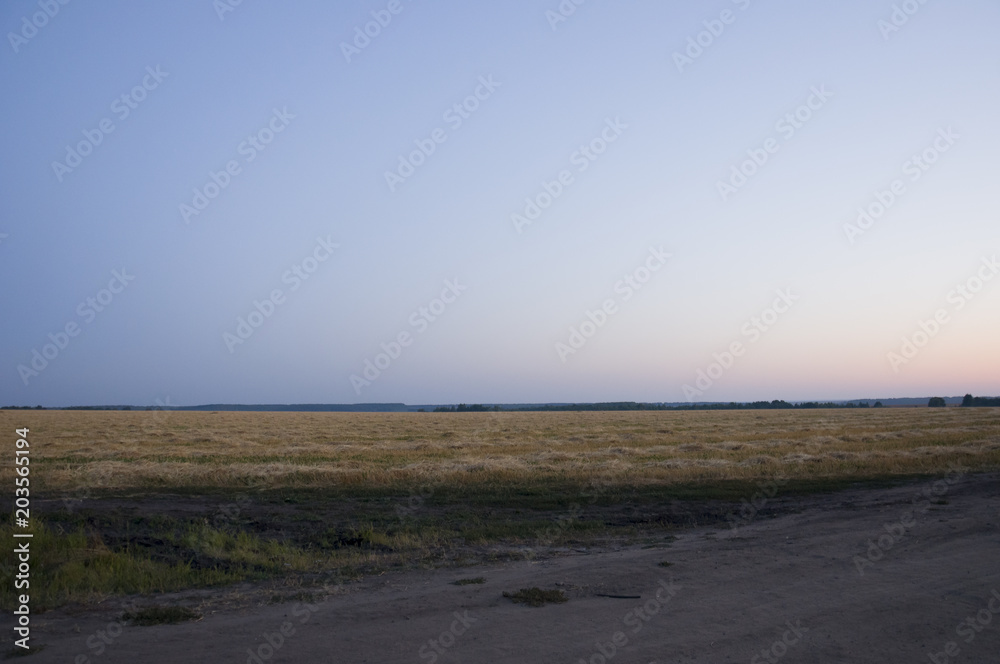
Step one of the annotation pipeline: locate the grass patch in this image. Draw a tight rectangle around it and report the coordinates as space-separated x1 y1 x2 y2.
502 587 567 607
657 561 673 567
453 577 485 585
181 522 322 573
122 606 200 626
0 521 236 612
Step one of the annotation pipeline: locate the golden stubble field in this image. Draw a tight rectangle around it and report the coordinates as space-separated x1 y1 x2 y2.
5 407 999 493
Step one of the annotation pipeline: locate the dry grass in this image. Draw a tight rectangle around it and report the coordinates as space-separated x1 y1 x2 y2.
4 407 998 611
4 408 999 493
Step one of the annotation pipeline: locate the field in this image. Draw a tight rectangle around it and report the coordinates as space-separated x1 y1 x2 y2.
3 407 999 617
15 407 1000 492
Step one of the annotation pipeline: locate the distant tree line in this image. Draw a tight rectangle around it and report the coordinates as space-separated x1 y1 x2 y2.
669 400 881 411
961 394 1000 407
509 402 674 412
8 395 998 412
433 404 502 412
483 400 882 412
927 395 1000 407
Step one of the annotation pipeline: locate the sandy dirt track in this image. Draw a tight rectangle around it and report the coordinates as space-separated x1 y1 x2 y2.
16 473 1000 664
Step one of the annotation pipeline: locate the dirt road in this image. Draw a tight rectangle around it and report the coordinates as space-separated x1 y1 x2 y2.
15 473 1000 663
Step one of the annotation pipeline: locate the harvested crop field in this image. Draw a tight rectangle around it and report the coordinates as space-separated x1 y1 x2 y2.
11 407 1000 492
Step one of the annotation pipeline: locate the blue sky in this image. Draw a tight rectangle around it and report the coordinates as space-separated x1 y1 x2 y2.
1 0 998 407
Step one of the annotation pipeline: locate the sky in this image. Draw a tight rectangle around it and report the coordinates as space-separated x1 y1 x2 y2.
1 0 998 407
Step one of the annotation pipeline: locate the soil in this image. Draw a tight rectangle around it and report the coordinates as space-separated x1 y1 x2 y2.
7 473 1000 663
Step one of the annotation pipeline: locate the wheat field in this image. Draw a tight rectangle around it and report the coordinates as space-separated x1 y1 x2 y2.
7 407 999 494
